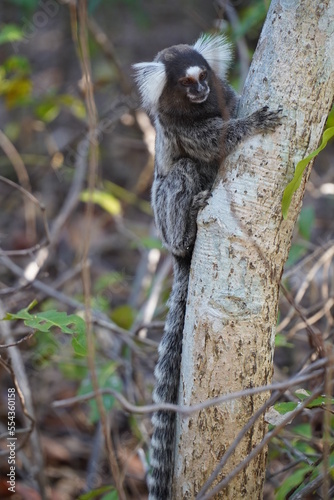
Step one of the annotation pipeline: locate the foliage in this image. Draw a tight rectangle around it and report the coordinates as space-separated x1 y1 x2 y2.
3 302 88 356
0 1 333 498
78 486 119 500
282 125 334 219
78 362 123 423
0 54 32 108
0 24 24 45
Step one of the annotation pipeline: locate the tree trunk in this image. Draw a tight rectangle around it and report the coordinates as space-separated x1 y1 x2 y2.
174 0 334 498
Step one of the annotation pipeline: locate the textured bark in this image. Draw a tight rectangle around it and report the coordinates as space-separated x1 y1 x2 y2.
174 0 334 498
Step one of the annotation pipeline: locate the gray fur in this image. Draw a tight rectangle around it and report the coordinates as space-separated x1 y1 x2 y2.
133 34 281 500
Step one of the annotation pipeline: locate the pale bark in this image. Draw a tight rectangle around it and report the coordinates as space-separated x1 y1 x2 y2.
174 0 334 498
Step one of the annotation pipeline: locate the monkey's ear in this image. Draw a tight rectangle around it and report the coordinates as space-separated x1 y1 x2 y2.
193 34 232 80
133 62 167 111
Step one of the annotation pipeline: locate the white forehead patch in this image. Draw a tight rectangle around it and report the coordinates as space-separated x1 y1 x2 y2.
185 66 203 80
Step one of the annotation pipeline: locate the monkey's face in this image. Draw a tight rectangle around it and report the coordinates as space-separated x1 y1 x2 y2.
133 34 231 113
159 46 213 109
178 66 210 104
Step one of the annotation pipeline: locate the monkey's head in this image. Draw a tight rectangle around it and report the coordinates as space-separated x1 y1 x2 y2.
133 34 232 114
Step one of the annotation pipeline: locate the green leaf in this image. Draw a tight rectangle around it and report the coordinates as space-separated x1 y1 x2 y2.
35 101 60 122
282 126 334 219
111 304 135 330
275 333 293 348
32 331 60 367
71 328 88 356
326 105 334 128
78 485 116 500
285 243 307 267
10 0 39 13
94 272 124 293
59 360 87 381
101 491 119 500
0 76 32 108
104 180 152 215
274 402 298 415
0 24 23 45
275 465 314 500
3 55 31 74
81 189 121 216
3 305 87 355
58 94 86 119
292 423 312 438
77 363 123 422
295 390 334 408
5 307 85 335
298 207 315 240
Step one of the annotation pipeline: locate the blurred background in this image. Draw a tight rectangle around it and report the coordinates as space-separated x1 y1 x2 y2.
0 1 333 499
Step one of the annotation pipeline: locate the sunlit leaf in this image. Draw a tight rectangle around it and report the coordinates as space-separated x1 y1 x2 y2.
81 189 122 216
0 24 23 45
35 101 60 122
58 94 86 119
105 180 152 215
1 76 32 108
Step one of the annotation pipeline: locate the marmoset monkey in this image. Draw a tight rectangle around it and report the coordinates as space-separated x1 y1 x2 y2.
134 34 281 500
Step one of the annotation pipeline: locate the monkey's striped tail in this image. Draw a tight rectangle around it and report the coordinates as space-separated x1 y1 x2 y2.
148 255 190 500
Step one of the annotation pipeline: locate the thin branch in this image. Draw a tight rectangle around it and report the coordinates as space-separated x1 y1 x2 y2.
0 129 36 242
0 252 155 353
198 386 325 500
0 330 35 348
72 2 126 497
281 283 326 357
52 360 327 415
87 17 132 94
0 175 51 256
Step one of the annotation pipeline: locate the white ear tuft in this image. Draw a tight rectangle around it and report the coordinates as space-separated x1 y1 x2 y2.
193 34 232 79
133 61 167 111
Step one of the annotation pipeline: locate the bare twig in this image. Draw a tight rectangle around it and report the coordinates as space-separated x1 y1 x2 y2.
0 252 156 353
278 244 334 333
87 17 132 94
0 130 36 242
0 175 50 256
281 283 326 357
0 330 35 348
322 346 334 499
198 387 325 500
52 360 327 415
71 2 126 497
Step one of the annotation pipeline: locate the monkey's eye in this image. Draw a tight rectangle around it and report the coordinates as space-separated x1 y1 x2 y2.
179 77 193 86
199 71 207 81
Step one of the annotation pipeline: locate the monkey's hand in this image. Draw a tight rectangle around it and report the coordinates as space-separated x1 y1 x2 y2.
192 190 211 212
249 106 283 132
